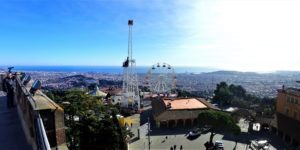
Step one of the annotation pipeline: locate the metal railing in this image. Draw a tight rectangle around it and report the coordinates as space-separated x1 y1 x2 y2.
36 114 51 150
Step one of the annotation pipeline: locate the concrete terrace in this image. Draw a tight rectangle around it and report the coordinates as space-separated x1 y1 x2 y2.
0 92 32 150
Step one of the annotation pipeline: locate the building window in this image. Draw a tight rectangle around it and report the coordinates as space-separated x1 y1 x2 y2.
296 99 299 104
287 96 290 102
286 108 290 116
291 97 295 103
294 111 297 119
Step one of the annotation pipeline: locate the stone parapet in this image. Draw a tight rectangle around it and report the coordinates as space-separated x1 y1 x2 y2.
0 73 68 150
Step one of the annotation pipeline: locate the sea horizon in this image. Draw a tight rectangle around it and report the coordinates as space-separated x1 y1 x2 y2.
1 65 300 74
0 65 219 74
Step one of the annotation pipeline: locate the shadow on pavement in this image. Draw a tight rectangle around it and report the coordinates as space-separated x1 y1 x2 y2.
130 137 139 144
187 135 201 141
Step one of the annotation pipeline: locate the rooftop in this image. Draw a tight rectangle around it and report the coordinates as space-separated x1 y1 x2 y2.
163 98 207 110
99 88 122 95
152 97 220 121
278 88 300 97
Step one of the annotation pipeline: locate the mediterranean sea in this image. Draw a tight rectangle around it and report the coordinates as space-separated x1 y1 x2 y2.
0 66 218 74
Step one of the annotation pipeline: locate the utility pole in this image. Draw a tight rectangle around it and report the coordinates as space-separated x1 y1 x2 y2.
148 117 151 150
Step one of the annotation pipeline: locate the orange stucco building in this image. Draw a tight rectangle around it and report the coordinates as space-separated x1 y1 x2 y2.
152 97 219 128
277 88 300 121
272 86 300 147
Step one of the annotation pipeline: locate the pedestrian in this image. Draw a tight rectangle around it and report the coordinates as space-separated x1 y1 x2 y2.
174 144 176 150
3 73 16 108
166 136 168 139
180 145 183 150
170 147 173 150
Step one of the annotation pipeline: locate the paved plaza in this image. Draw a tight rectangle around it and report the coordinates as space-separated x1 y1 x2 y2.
130 128 286 150
128 105 287 150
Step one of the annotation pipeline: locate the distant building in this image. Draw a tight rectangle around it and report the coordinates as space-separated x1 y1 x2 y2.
270 86 300 147
152 97 219 128
100 87 122 103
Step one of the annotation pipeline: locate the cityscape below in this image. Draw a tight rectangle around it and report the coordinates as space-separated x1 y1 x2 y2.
1 66 300 98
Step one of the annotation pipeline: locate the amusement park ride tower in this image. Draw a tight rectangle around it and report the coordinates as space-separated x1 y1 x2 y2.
121 20 140 111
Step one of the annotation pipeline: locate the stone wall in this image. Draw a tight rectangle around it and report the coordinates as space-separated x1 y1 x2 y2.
1 73 67 150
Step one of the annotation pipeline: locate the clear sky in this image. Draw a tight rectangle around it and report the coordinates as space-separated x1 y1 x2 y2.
1 0 300 72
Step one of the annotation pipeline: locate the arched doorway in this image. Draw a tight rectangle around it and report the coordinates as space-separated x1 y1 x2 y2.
278 130 283 138
160 120 168 128
185 119 192 127
193 118 198 127
177 119 184 127
285 134 291 143
169 120 176 128
271 127 277 134
292 139 299 147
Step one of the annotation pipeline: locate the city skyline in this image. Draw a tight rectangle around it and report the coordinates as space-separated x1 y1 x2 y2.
1 0 300 72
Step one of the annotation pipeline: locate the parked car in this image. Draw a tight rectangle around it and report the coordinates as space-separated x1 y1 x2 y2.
188 128 201 137
215 140 224 150
250 139 270 150
201 126 211 133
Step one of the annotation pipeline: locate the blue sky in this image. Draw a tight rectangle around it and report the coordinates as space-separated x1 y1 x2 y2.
1 0 300 72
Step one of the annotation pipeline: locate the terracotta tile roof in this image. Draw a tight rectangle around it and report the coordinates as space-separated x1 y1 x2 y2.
110 88 122 95
152 97 220 121
99 88 108 92
163 98 207 110
99 88 122 95
197 98 220 110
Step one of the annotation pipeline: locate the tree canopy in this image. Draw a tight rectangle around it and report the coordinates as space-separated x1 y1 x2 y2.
212 82 276 116
213 82 233 105
197 110 241 144
45 89 131 150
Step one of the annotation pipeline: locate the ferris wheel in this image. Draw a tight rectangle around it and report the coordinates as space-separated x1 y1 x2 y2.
145 62 177 95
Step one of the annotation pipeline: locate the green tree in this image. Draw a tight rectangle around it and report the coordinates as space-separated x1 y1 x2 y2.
63 89 91 149
197 110 241 145
176 89 200 97
213 82 233 105
229 84 246 98
45 89 131 150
